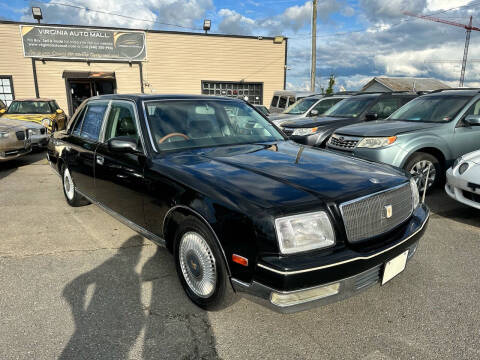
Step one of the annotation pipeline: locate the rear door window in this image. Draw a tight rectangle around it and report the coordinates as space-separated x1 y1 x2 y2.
75 102 108 141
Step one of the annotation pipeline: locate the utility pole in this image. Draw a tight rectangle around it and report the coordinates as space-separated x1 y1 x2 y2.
310 0 317 92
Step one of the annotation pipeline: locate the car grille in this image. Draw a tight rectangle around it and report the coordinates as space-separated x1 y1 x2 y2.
16 131 26 140
328 134 360 150
463 190 480 203
40 128 46 135
340 183 413 243
354 265 381 290
282 127 294 137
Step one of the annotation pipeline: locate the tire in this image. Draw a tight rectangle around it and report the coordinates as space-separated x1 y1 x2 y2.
404 152 442 192
174 216 236 311
61 165 90 207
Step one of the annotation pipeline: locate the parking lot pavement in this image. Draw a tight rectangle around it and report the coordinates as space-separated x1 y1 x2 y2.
1 152 479 360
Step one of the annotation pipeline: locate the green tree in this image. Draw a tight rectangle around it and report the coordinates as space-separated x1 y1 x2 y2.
326 74 335 94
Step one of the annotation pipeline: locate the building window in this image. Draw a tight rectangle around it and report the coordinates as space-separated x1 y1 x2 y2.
0 76 14 106
201 81 263 105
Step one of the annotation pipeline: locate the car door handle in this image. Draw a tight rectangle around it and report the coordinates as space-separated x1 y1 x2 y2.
96 155 104 165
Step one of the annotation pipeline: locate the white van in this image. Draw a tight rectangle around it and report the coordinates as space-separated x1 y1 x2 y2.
269 90 318 113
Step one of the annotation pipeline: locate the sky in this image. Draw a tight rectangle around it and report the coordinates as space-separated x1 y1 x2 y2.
1 0 480 91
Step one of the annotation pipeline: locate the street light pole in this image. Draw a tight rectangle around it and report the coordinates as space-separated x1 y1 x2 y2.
310 0 317 92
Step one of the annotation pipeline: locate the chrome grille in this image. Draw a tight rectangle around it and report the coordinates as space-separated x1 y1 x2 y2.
340 184 413 243
328 134 360 150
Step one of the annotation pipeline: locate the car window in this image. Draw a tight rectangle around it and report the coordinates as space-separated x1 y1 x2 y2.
390 95 471 123
323 96 375 118
278 96 288 109
369 98 400 119
49 101 59 111
288 97 295 106
104 102 138 141
312 98 343 115
72 106 88 136
76 102 108 141
144 100 284 152
271 96 279 107
463 99 480 117
7 101 52 114
284 97 318 115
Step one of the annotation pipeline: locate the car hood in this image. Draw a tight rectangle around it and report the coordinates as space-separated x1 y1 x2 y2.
1 114 54 124
336 120 439 137
268 113 299 121
460 149 480 165
0 118 34 131
282 116 353 128
155 141 407 212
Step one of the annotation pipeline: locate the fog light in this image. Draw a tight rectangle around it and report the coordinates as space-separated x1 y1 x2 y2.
270 283 340 307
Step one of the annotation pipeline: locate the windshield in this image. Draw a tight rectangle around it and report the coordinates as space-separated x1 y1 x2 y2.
145 100 285 152
389 95 472 122
284 98 318 114
323 97 374 118
7 101 52 114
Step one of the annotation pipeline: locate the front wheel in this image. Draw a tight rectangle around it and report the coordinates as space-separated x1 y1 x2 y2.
404 152 441 192
62 165 90 207
174 217 235 311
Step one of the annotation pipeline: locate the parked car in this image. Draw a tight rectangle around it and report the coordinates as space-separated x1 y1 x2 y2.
282 92 418 147
445 149 480 209
254 104 270 116
269 90 318 113
327 89 480 191
47 94 429 313
0 98 67 132
269 94 350 126
0 118 32 161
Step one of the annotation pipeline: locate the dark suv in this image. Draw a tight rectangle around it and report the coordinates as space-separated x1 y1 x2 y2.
281 92 419 147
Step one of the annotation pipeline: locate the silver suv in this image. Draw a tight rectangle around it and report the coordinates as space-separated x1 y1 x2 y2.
327 89 480 191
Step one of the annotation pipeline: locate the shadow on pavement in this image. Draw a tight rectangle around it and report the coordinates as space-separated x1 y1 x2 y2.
0 150 46 180
60 236 218 360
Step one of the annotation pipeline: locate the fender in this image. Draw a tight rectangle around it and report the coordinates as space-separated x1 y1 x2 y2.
394 134 452 168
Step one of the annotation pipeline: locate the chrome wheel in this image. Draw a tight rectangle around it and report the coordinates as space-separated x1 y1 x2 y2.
63 168 75 200
410 160 436 191
179 231 217 298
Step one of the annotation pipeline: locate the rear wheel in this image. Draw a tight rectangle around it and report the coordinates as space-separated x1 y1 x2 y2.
174 217 235 310
62 165 90 207
404 152 441 192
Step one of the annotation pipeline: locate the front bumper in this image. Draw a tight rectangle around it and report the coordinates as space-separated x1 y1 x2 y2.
232 204 429 313
445 167 480 209
30 134 49 148
0 142 32 161
327 143 408 168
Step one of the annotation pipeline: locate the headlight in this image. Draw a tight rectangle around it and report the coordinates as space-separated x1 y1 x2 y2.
292 127 319 136
357 136 397 148
458 162 469 175
28 128 39 136
275 211 335 254
0 131 9 138
41 118 52 128
410 178 420 209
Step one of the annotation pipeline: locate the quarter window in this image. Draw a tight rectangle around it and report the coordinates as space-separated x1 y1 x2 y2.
104 102 138 141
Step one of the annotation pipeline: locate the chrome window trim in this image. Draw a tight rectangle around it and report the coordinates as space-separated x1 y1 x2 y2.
99 99 147 156
257 210 428 276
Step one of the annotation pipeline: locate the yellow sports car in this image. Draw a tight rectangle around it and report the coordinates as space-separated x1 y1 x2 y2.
0 98 67 132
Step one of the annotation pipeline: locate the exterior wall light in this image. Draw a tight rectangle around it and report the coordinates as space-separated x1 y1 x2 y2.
203 19 211 34
32 7 43 24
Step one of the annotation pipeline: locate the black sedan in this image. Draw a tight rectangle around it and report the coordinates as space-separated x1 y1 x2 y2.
47 94 429 313
281 92 417 147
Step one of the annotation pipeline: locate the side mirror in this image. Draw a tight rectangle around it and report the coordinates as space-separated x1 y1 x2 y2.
465 115 480 126
56 109 64 114
365 113 379 121
309 109 319 117
107 136 141 154
0 108 6 114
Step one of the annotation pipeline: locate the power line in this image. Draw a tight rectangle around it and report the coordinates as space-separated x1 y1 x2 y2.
45 2 203 31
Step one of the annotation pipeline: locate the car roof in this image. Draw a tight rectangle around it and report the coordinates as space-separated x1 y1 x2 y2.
423 88 480 97
88 94 247 102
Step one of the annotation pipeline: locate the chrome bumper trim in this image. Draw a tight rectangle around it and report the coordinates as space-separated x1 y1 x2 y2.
257 207 428 276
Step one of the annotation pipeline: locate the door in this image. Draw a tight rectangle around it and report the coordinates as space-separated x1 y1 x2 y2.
68 78 116 115
94 100 147 227
453 98 480 158
67 101 109 198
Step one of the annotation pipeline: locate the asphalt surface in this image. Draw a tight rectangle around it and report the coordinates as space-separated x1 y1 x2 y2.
0 151 479 360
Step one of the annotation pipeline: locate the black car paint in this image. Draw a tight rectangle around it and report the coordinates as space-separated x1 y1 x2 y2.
47 94 428 309
282 94 417 147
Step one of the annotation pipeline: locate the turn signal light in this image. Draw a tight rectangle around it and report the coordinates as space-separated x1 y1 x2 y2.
232 254 248 267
